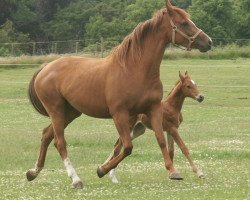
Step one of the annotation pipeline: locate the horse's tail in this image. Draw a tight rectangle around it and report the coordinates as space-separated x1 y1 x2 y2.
28 64 49 117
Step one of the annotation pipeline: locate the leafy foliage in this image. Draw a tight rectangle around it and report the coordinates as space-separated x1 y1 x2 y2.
0 0 249 47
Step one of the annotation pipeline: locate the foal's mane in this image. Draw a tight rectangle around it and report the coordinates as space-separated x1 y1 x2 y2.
111 5 189 67
166 80 181 98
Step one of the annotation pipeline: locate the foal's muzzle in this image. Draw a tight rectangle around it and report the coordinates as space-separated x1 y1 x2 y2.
196 95 204 103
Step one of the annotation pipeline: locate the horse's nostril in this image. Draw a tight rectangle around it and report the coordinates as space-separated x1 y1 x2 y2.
208 39 212 46
197 95 204 102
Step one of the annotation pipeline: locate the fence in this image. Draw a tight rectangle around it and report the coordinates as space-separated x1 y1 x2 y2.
0 38 121 57
0 38 249 57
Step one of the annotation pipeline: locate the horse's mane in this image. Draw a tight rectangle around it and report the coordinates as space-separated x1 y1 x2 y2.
110 5 189 67
111 9 165 66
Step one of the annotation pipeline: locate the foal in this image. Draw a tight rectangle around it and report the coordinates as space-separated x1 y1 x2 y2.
106 71 205 183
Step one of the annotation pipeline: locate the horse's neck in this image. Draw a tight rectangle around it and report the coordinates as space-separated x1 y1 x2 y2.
138 36 168 79
165 83 185 112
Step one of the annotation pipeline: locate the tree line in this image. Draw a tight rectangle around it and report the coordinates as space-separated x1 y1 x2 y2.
0 0 249 46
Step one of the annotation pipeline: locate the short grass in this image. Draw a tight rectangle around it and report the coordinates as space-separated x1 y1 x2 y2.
0 58 249 200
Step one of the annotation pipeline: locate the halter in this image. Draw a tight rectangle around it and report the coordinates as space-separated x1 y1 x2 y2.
166 10 203 51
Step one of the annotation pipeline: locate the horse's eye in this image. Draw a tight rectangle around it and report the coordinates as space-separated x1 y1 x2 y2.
181 22 189 27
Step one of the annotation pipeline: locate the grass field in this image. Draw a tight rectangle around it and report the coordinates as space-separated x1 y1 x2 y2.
0 58 249 200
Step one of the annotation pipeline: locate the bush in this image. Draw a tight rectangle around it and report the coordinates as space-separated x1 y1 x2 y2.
163 44 250 60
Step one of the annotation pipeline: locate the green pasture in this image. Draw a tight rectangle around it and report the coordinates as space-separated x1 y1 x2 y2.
0 59 249 200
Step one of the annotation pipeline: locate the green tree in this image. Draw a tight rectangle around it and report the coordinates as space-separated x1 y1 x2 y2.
233 0 250 41
85 0 164 43
0 20 31 55
171 0 192 9
188 0 235 44
43 0 102 40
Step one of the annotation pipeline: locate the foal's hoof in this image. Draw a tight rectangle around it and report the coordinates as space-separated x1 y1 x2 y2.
97 166 106 178
199 174 205 179
26 170 38 181
72 181 83 189
133 121 146 135
197 171 205 179
169 172 183 180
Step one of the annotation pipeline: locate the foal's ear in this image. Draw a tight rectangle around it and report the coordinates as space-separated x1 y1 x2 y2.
185 71 190 78
166 1 174 16
179 71 185 83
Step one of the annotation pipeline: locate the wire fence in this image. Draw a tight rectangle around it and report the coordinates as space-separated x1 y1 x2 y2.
0 38 249 57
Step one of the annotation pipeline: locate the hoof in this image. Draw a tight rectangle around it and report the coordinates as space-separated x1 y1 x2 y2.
26 170 38 181
72 181 83 189
169 172 183 180
97 166 106 178
133 122 146 136
197 171 205 179
198 174 205 179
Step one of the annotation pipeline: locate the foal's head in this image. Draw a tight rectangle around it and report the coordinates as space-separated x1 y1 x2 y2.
162 1 212 52
179 71 204 102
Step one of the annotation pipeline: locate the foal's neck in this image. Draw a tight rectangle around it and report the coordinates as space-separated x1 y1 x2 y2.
166 82 185 112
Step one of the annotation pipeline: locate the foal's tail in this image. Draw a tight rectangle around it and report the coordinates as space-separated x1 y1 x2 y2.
28 64 49 117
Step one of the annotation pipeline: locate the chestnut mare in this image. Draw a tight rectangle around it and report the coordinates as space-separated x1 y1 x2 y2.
26 2 211 188
107 71 205 183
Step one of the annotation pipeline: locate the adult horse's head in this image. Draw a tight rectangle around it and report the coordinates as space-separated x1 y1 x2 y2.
163 1 212 52
179 71 204 103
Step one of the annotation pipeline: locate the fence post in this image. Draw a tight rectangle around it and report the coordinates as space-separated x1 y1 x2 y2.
75 41 79 54
54 42 57 54
100 37 104 58
96 42 98 56
32 42 36 55
11 43 14 55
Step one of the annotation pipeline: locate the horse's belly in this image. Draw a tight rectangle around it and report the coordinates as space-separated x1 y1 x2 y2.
67 96 111 118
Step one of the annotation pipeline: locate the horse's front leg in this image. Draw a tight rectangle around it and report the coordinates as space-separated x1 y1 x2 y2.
149 103 183 180
170 127 204 178
97 111 133 178
108 121 146 183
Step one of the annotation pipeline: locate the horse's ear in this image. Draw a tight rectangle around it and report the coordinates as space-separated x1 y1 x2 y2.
166 1 174 16
179 71 185 82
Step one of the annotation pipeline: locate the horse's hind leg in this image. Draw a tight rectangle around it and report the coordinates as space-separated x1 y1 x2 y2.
26 105 83 188
26 124 54 181
52 106 83 188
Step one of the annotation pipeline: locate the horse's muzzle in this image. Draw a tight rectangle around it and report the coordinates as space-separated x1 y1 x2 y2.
196 95 204 103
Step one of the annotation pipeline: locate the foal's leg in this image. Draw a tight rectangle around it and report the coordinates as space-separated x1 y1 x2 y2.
170 128 204 178
108 121 146 183
149 104 182 180
167 133 175 163
97 111 134 178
